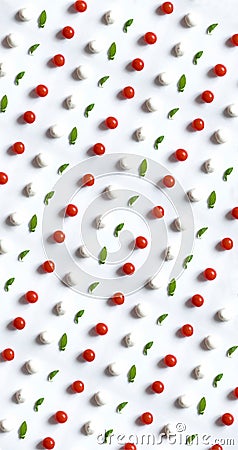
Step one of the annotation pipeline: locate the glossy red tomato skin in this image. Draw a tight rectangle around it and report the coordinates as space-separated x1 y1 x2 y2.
13 317 26 330
231 207 238 219
144 32 157 45
53 230 65 243
0 172 8 184
105 117 118 129
95 323 108 335
74 1 87 12
124 444 137 450
65 204 78 217
82 349 95 362
233 387 238 398
220 237 233 250
131 58 144 71
210 445 223 450
152 206 164 218
161 2 174 14
140 412 153 424
191 294 204 307
55 411 68 423
72 380 84 393
204 268 216 280
164 354 177 367
181 324 193 337
62 26 75 39
123 86 135 99
163 175 175 187
82 173 95 186
112 292 124 305
25 290 38 303
2 348 14 361
12 142 25 154
36 84 48 97
192 118 204 131
213 64 227 76
23 111 35 123
122 262 135 275
42 260 55 273
42 437 55 449
175 149 188 161
201 90 214 103
93 143 105 155
52 54 65 67
151 381 164 393
221 413 234 426
135 236 148 249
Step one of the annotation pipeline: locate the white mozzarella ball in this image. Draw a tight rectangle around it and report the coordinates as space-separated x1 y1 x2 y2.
49 124 66 138
0 417 15 432
76 64 92 79
104 185 118 199
0 238 12 254
7 33 23 47
9 211 24 225
104 10 117 24
134 303 149 317
204 158 216 173
84 420 96 435
227 103 238 117
108 362 123 376
194 364 207 379
78 245 90 258
184 12 200 27
204 335 220 350
217 307 234 321
124 332 137 347
18 7 34 21
158 71 174 85
214 128 230 144
174 41 187 57
39 330 55 344
178 394 194 408
25 359 40 374
146 97 160 112
94 390 109 406
66 94 80 109
136 126 148 141
15 388 28 403
187 187 204 202
35 153 50 167
55 300 68 315
88 39 105 53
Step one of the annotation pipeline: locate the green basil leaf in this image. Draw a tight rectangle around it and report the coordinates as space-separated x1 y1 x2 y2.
227 346 238 357
69 126 78 145
143 341 154 355
157 313 168 325
178 74 186 93
99 246 107 264
58 163 69 175
139 158 147 177
128 195 139 207
128 364 136 383
18 249 30 261
74 309 85 324
98 75 110 87
154 135 164 149
196 227 208 238
117 402 128 413
198 397 206 415
186 435 198 445
108 42 117 60
15 71 25 86
84 103 95 118
207 23 218 34
208 190 216 208
168 108 179 119
104 429 113 443
114 223 124 237
34 397 44 412
59 333 67 351
39 10 47 28
0 95 8 113
123 19 134 33
48 370 59 381
183 254 193 269
88 282 100 293
168 278 176 296
28 44 40 55
4 277 15 292
29 214 37 232
193 50 203 65
44 191 55 205
213 373 223 388
19 421 27 439
223 167 233 181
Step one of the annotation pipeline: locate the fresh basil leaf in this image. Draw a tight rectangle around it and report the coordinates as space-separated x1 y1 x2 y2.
0 95 8 113
178 74 186 93
19 421 27 439
139 159 147 177
154 135 164 149
193 51 203 65
207 23 218 34
223 167 233 181
128 195 139 207
128 364 136 383
104 429 113 443
88 282 99 293
168 108 179 119
48 370 59 381
183 254 193 269
29 214 37 232
208 190 216 208
117 402 128 413
28 44 40 55
227 346 238 357
213 373 223 388
44 191 55 205
157 313 168 325
186 435 198 445
15 71 25 86
98 75 110 87
18 250 30 261
108 42 116 60
59 333 67 351
123 19 133 33
84 103 95 118
114 223 124 237
58 163 69 175
143 341 154 355
168 278 176 296
34 398 44 412
99 246 107 264
4 277 15 292
39 10 47 28
198 397 206 415
196 227 208 238
69 126 78 145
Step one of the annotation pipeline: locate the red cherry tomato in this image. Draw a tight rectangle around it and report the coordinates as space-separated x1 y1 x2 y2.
82 349 95 362
72 380 84 393
36 84 48 97
74 1 87 12
135 236 148 249
25 290 38 303
62 26 75 39
124 444 137 450
175 149 188 161
231 207 238 219
105 116 118 129
131 58 144 71
82 173 95 186
211 445 223 450
151 381 164 393
152 206 164 218
233 387 238 398
0 172 8 184
140 412 153 425
163 175 175 188
52 54 65 67
221 413 234 426
231 34 238 46
42 437 55 449
204 268 216 280
53 230 65 243
13 317 25 330
181 324 193 337
12 142 25 154
42 260 55 273
191 294 204 307
220 237 233 250
214 64 227 77
144 32 157 45
161 2 174 14
95 323 108 335
93 143 105 155
2 348 14 361
164 354 177 367
23 111 35 124
55 411 68 423
112 292 124 305
65 204 78 217
122 262 135 275
192 118 204 131
201 90 214 103
123 86 135 99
